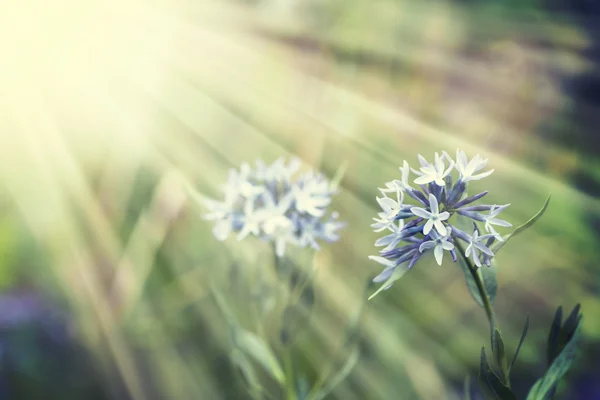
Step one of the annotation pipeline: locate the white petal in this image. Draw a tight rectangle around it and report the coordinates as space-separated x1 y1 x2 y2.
428 193 439 214
276 240 286 257
417 154 428 167
434 152 444 171
442 241 454 251
368 255 395 267
438 211 450 221
434 220 447 236
411 207 432 219
490 218 512 227
469 170 494 181
472 252 482 267
414 175 434 185
434 245 444 265
423 219 434 235
465 243 473 257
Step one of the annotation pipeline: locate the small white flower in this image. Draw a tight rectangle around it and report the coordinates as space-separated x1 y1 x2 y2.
410 193 450 236
374 220 406 252
294 172 332 217
418 227 454 265
455 150 494 182
262 214 295 257
380 161 413 194
413 153 454 186
377 189 404 219
200 158 342 255
484 204 512 240
465 230 495 267
237 199 266 240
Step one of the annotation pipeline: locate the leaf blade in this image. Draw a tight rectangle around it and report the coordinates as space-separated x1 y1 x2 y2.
508 315 530 377
493 195 550 254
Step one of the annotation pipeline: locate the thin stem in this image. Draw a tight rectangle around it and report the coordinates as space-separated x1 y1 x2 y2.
455 240 496 332
272 244 297 400
455 240 512 387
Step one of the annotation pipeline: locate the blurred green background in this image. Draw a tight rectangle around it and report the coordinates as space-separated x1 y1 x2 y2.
0 0 599 399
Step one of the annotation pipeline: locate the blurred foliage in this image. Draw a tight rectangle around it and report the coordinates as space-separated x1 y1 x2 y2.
0 0 599 399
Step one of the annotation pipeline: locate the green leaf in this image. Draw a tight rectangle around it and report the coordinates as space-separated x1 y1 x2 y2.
310 347 360 400
493 195 551 254
368 264 409 300
230 349 264 399
526 319 582 400
478 347 517 400
457 254 498 307
562 304 582 339
492 329 507 381
508 315 529 377
234 328 286 385
547 306 563 365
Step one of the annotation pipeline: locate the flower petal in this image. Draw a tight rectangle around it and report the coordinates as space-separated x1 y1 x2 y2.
434 245 444 265
434 220 447 236
428 193 439 214
423 219 434 235
410 207 432 219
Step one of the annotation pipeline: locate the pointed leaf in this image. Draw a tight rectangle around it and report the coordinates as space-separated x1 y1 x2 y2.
478 347 517 400
234 329 286 384
526 319 582 400
547 306 563 365
310 347 360 400
368 265 409 300
493 195 550 254
230 349 264 398
508 315 529 377
562 304 581 338
492 329 507 381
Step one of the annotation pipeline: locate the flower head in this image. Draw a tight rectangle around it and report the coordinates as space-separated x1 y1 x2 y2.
455 150 494 182
412 152 454 186
369 150 511 296
201 158 343 256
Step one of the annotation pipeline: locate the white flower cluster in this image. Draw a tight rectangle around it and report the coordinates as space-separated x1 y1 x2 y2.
369 150 512 295
203 158 344 257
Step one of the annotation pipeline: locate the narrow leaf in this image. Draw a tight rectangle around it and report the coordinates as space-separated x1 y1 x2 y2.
230 349 264 398
492 329 507 381
526 319 583 400
547 306 563 365
478 348 516 400
310 347 360 400
562 304 582 338
508 315 530 377
234 329 286 384
368 264 409 300
493 195 550 254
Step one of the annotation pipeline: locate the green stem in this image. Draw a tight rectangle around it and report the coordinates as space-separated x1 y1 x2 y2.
454 240 497 332
455 240 510 386
272 245 297 400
